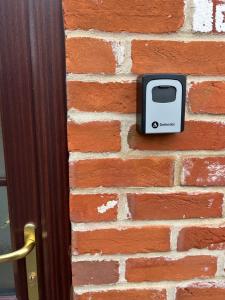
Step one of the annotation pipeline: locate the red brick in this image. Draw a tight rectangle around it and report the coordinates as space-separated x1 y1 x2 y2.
63 0 184 33
66 38 116 74
126 256 217 282
182 157 225 186
128 193 223 220
70 157 174 188
72 261 119 286
132 41 225 75
68 121 121 152
128 121 225 151
74 289 167 300
73 227 170 254
176 284 225 300
178 227 225 251
67 81 136 113
70 194 118 223
189 81 225 114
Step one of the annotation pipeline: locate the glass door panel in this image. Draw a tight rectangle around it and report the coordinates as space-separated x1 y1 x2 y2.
0 123 15 298
0 124 5 178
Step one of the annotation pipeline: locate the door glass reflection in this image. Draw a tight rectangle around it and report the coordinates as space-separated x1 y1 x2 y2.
0 187 15 296
0 122 15 296
0 122 5 178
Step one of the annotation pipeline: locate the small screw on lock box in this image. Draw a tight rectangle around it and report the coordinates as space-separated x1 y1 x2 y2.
137 74 186 134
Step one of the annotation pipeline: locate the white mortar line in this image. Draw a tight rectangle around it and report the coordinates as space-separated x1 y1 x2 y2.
114 40 132 74
68 110 135 122
71 218 225 231
68 109 225 123
118 194 130 221
181 0 194 33
170 227 181 251
66 73 137 82
174 156 182 187
70 186 225 194
69 151 225 162
216 254 225 277
188 75 225 82
67 74 225 83
65 29 225 42
120 120 132 153
185 112 225 121
71 249 224 261
222 194 225 218
167 286 176 300
73 277 225 294
119 258 127 283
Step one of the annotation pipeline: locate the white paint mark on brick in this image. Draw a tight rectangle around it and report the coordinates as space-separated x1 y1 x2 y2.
190 280 225 288
207 198 214 208
193 0 213 32
196 177 204 184
204 266 209 272
215 4 225 32
91 0 103 5
210 242 225 250
207 162 225 183
97 200 118 214
112 41 125 66
181 160 193 183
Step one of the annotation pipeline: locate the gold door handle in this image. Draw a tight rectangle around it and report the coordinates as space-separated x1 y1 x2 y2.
0 223 39 300
0 223 35 264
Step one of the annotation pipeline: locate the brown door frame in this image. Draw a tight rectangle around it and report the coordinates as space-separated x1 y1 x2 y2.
0 1 71 300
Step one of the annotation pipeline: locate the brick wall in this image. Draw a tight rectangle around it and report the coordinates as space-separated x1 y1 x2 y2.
63 0 225 299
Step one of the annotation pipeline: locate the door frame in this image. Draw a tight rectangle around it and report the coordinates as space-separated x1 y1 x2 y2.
0 1 71 299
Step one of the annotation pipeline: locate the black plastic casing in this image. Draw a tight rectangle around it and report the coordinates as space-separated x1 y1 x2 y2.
137 74 186 134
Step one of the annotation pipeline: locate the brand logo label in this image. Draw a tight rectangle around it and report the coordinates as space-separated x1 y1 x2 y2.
160 122 175 127
152 121 175 129
152 121 159 129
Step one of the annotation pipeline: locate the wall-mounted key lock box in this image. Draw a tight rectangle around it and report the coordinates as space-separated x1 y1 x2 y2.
137 74 186 134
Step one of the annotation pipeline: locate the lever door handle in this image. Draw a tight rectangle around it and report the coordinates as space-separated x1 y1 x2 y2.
0 223 36 264
0 223 39 299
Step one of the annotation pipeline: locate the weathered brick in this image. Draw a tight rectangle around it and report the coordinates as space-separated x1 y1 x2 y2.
178 227 225 251
68 121 121 152
63 0 184 33
73 227 170 254
70 194 118 223
182 157 225 186
188 81 225 114
72 261 119 286
70 157 174 188
126 256 217 282
128 193 223 220
74 289 167 300
67 81 136 113
66 38 116 74
64 0 225 293
132 41 225 75
176 284 225 300
128 121 225 151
